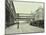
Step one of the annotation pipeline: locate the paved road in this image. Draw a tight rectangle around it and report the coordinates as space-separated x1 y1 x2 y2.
5 23 44 34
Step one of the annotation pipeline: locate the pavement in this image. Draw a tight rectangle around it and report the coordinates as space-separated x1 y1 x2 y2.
5 22 44 34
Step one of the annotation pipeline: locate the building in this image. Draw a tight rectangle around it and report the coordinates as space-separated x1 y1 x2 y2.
5 0 16 27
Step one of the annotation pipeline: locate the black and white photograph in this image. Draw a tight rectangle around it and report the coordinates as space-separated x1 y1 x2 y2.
5 0 44 34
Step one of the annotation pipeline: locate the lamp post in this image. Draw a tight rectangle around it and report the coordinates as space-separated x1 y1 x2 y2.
17 13 19 29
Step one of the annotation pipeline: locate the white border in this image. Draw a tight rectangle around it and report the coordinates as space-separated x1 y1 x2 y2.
0 0 5 35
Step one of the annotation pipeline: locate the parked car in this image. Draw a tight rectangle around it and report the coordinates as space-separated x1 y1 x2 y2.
30 20 44 28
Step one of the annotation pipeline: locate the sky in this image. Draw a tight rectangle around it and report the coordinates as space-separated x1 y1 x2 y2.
13 1 43 14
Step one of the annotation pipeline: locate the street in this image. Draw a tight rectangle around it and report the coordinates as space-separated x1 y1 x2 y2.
5 22 44 34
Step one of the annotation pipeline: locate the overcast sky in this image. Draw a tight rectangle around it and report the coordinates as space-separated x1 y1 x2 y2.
13 1 43 14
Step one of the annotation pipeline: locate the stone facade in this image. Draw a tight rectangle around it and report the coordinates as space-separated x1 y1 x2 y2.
6 0 16 27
